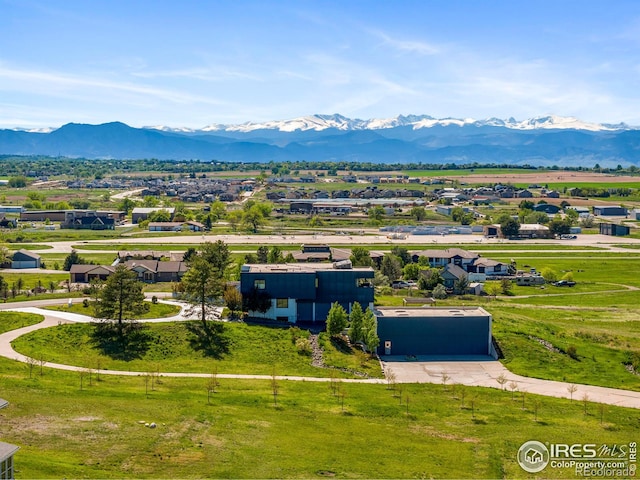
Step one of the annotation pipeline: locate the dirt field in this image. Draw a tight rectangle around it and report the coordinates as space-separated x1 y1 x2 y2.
453 171 640 184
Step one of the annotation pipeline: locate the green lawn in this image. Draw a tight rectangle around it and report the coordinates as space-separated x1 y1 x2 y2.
0 312 43 334
0 353 636 479
11 319 382 379
492 305 640 390
44 301 181 319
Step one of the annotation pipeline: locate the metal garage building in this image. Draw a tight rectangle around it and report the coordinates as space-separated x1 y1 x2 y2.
375 306 495 357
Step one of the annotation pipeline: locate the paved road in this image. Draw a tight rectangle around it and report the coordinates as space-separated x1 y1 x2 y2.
1 305 640 407
18 232 640 255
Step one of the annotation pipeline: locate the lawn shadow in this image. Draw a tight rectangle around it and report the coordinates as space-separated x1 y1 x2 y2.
90 320 151 361
185 321 232 359
330 336 353 355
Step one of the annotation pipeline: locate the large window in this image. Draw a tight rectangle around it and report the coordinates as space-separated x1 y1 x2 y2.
0 456 14 480
254 279 266 290
276 298 288 308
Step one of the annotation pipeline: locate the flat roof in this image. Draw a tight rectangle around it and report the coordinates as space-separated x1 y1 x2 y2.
243 263 373 273
0 441 19 461
375 306 490 318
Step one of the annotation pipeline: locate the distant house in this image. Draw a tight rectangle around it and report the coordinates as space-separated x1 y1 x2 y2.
593 206 628 216
0 216 17 228
70 260 187 283
440 264 468 289
515 189 533 198
11 249 41 269
63 215 115 230
484 223 552 239
534 204 561 214
239 262 374 323
286 244 351 263
131 207 176 224
411 248 478 270
148 222 184 232
69 265 115 283
599 223 630 236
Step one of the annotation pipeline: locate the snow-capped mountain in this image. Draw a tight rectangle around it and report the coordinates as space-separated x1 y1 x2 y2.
2 115 639 166
145 114 630 134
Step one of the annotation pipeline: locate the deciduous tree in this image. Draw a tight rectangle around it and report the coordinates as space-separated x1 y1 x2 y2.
326 302 348 337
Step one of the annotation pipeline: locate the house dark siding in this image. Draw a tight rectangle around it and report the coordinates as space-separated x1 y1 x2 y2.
239 264 374 323
599 223 630 236
376 307 492 356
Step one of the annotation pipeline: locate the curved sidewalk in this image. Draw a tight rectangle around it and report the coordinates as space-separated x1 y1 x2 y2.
1 306 640 407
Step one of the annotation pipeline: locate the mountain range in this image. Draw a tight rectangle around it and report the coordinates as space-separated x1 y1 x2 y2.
2 114 639 166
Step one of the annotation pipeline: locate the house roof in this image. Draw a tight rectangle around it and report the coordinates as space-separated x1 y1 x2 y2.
156 261 188 273
412 248 478 260
124 260 159 272
0 441 19 461
472 258 504 267
69 264 115 274
13 249 41 260
442 264 468 279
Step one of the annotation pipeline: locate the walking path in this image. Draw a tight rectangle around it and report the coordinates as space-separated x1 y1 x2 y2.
1 305 640 407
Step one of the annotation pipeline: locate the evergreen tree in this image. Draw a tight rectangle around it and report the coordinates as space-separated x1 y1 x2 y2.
95 264 148 332
256 246 269 263
181 255 223 325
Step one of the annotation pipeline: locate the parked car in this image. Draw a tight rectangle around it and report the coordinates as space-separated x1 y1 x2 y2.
392 280 411 289
553 280 576 287
560 234 577 240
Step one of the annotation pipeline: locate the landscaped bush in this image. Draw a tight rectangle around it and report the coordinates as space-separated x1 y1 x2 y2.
295 337 312 356
566 345 579 360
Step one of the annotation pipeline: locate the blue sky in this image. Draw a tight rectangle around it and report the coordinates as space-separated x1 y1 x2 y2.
2 0 640 128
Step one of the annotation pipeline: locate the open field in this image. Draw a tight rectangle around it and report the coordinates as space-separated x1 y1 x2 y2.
1 352 638 479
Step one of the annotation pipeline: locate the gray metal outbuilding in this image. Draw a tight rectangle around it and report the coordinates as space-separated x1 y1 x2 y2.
375 307 494 357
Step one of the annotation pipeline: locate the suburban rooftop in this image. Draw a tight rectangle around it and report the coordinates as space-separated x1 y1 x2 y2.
241 262 374 273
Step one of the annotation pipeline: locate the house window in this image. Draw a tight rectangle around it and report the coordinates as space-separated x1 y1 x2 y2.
276 298 288 309
494 265 502 272
0 456 14 479
254 279 266 290
356 278 372 288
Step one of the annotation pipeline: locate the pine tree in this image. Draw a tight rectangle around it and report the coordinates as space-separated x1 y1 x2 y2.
95 264 148 332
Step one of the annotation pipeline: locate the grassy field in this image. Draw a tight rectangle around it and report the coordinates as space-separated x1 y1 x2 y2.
11 319 382 379
0 312 43 334
0 353 636 479
44 301 181 319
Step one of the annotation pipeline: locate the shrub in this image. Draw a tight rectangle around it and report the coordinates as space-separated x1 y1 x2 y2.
289 326 305 343
152 295 158 304
82 299 89 308
295 337 312 356
566 345 579 360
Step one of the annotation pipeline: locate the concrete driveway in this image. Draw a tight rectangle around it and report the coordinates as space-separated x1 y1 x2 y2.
381 356 640 409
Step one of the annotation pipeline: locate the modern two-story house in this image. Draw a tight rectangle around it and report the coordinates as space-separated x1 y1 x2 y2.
239 261 374 324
